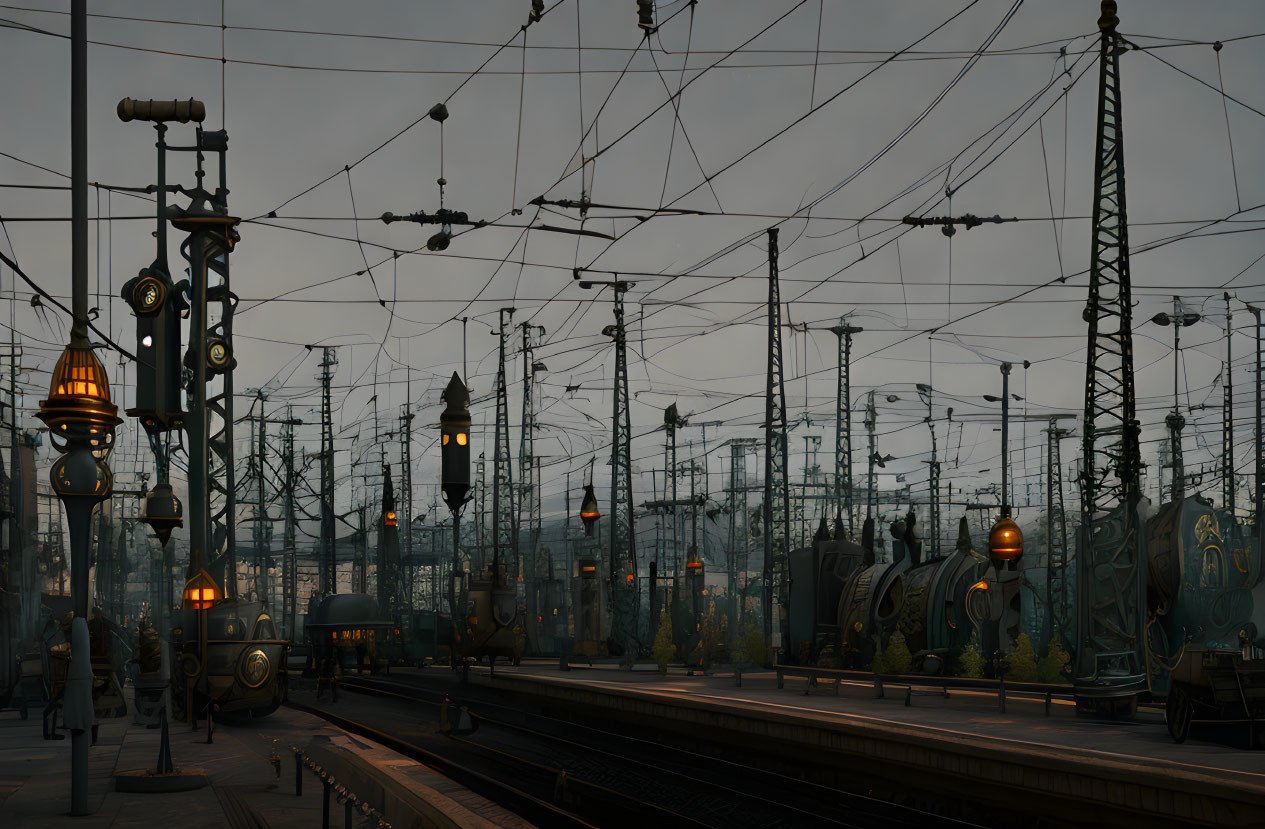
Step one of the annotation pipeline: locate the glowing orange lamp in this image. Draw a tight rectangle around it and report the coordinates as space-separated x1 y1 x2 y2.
182 567 222 610
988 516 1024 563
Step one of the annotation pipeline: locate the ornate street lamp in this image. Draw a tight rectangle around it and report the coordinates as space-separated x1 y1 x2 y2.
38 342 121 812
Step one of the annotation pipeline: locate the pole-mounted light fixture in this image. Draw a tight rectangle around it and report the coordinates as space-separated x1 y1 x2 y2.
579 484 601 537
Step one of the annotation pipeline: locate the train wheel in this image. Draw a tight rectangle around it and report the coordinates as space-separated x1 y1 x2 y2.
1166 685 1193 743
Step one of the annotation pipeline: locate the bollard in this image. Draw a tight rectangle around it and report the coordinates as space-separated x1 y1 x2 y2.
735 667 742 688
776 669 784 690
1045 690 1052 716
834 678 841 696
874 674 884 699
322 779 331 829
998 672 1007 714
294 750 303 796
904 687 912 707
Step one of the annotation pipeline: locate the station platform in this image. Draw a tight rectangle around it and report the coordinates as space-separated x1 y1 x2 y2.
443 658 1265 828
0 688 527 828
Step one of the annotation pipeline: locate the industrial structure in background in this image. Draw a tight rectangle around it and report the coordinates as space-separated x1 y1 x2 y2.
6 9 1265 800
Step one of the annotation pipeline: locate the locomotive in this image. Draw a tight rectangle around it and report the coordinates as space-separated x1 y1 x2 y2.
171 593 288 722
788 512 992 669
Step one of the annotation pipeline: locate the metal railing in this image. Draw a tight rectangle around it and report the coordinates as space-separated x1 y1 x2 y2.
770 662 1072 715
292 745 391 829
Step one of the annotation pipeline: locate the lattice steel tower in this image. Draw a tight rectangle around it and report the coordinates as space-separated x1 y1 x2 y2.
492 308 516 585
831 323 861 535
1074 0 1146 697
763 228 791 651
1045 420 1073 648
609 282 637 658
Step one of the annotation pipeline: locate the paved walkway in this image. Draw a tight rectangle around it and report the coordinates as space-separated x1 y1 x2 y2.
0 687 526 828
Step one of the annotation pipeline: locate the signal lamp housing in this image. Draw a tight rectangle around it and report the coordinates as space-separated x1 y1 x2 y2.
143 482 183 546
988 516 1024 563
440 372 472 513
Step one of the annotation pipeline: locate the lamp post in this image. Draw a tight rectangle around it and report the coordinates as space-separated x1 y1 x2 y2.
1152 298 1201 503
440 372 471 668
983 361 1026 658
36 0 123 814
38 346 120 812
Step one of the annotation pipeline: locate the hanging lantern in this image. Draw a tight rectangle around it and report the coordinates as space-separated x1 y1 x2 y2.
440 372 471 513
578 558 598 578
384 510 398 527
580 484 600 536
182 567 222 610
143 482 183 546
988 516 1024 562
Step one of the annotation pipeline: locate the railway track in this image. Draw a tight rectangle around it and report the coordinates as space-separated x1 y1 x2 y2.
308 672 979 829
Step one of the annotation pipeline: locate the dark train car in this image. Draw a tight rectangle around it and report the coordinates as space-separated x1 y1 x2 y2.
401 609 455 666
456 569 525 665
788 518 865 662
790 514 991 671
305 593 394 675
172 599 288 721
1146 495 1265 742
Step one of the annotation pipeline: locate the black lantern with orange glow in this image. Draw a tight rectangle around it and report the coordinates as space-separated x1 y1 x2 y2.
440 372 471 513
384 510 398 528
580 485 600 537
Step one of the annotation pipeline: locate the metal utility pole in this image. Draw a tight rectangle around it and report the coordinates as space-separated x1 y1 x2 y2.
254 392 269 602
665 403 683 589
611 285 636 659
1075 0 1145 699
865 391 878 520
475 452 486 570
1000 363 1013 517
519 323 545 640
1250 304 1263 535
577 277 638 660
318 347 338 594
918 384 941 558
1223 293 1234 513
282 405 297 636
1153 297 1200 504
1045 418 1075 647
400 405 414 610
726 440 756 637
763 228 791 654
492 309 516 588
831 324 861 534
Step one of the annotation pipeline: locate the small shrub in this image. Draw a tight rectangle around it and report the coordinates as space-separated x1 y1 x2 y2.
1003 633 1039 682
652 611 674 675
883 631 913 674
1038 638 1071 684
958 643 986 678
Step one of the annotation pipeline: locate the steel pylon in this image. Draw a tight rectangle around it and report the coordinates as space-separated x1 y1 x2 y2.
1074 0 1146 695
1046 421 1073 648
610 284 637 659
492 308 516 586
830 324 858 535
763 228 791 652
